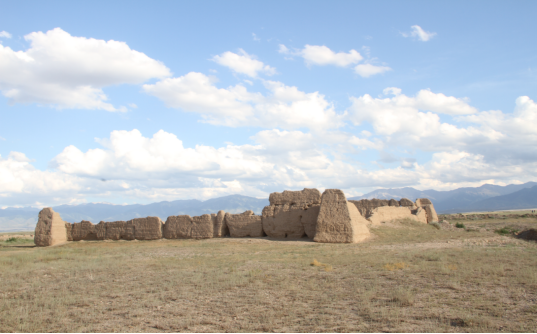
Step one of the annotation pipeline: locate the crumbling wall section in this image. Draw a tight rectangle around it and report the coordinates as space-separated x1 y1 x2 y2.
226 211 263 237
368 206 427 225
416 198 439 223
262 188 321 239
71 220 98 241
163 215 192 239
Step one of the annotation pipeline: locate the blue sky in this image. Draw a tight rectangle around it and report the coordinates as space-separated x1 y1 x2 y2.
1 0 536 207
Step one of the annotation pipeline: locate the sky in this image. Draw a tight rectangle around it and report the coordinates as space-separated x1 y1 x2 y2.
1 0 536 208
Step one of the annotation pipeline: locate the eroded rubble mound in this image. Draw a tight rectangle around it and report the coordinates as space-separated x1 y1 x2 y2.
35 188 439 246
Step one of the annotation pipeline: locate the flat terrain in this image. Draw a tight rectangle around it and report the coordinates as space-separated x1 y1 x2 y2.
1 215 537 332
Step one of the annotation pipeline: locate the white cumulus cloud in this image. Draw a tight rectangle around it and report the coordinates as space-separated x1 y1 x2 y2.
279 44 363 67
279 44 391 78
354 64 392 77
298 45 363 67
143 72 345 130
402 25 437 42
211 49 275 78
0 31 12 38
0 28 170 111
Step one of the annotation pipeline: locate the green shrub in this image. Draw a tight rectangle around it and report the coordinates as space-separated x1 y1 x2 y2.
455 223 465 229
5 237 19 243
495 227 519 236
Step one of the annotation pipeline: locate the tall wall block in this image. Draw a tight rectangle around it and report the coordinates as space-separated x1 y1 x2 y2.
262 188 321 239
314 189 371 243
104 221 127 240
213 210 228 237
131 217 163 240
262 204 305 238
34 208 68 247
71 220 97 241
163 215 192 239
191 214 213 239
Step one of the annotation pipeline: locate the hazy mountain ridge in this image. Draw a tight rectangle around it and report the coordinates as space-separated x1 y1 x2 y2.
348 182 537 213
0 195 269 232
458 185 537 212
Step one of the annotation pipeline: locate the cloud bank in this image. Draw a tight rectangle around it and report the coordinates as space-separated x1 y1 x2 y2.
0 28 170 111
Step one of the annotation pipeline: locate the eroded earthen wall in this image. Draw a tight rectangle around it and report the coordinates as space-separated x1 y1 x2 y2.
314 189 371 243
34 208 68 247
34 192 439 247
416 198 439 223
213 210 228 237
131 217 163 240
368 206 426 225
163 215 192 239
262 188 321 239
71 220 98 241
226 211 263 237
104 221 127 240
301 204 320 238
191 214 213 239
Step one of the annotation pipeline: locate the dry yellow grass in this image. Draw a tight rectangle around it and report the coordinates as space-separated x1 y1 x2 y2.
1 216 537 332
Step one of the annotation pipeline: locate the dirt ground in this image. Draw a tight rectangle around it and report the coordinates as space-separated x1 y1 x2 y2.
1 215 537 332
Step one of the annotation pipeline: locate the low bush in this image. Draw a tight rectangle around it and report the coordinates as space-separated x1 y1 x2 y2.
455 223 466 229
495 227 519 236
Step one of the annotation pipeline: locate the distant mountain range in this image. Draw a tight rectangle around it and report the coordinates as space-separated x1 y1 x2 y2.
0 195 268 232
348 181 537 214
2 182 536 232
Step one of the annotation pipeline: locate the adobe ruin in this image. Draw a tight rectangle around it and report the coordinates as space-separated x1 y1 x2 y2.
34 188 439 246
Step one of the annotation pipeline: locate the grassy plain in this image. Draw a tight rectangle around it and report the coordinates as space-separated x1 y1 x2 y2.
1 215 537 332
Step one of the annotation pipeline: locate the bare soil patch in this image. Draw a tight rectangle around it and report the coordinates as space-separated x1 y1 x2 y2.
1 217 537 332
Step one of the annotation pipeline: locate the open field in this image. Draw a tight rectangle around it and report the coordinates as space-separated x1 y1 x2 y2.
0 231 34 242
1 216 537 332
449 209 537 216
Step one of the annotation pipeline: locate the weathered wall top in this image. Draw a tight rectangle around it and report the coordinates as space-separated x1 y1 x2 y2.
269 188 321 206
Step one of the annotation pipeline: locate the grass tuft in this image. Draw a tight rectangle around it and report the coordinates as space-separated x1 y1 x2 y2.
311 258 333 271
495 227 519 236
384 262 408 271
455 222 466 229
389 288 415 306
